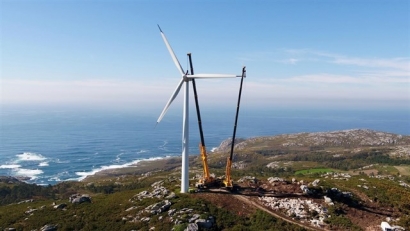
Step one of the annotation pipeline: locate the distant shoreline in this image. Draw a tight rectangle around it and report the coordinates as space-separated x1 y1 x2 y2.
81 155 189 182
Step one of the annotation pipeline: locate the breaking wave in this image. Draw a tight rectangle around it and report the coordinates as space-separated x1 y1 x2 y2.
14 168 44 179
16 152 47 162
74 157 165 181
0 164 21 169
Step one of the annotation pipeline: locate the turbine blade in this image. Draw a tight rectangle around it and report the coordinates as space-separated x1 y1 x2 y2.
187 74 241 79
156 78 184 124
158 26 185 76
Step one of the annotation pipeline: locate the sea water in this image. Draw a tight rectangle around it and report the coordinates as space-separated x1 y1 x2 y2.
0 106 409 185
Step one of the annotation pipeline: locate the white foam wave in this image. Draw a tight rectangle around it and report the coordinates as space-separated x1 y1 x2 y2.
16 152 47 161
75 157 165 181
49 176 61 182
48 171 69 182
114 153 124 163
54 159 70 163
137 150 148 154
158 141 169 151
14 168 44 179
39 162 49 167
0 164 21 169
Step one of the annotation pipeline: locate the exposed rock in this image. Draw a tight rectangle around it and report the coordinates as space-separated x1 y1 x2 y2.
224 129 410 150
151 180 164 188
0 176 27 184
25 208 37 214
53 203 67 209
188 214 200 223
131 186 170 201
268 177 285 183
324 196 332 204
300 185 310 194
196 218 213 229
140 217 150 222
125 206 139 212
4 228 16 231
40 224 57 231
144 200 171 214
213 138 246 152
232 161 247 169
311 179 320 187
266 162 280 169
184 223 198 231
69 194 91 204
238 176 257 183
260 196 327 224
168 209 176 216
166 192 176 199
389 145 410 158
17 199 34 204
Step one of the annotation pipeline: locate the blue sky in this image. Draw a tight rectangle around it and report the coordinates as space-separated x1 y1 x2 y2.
1 0 409 111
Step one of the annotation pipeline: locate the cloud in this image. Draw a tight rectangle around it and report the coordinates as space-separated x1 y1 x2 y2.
2 48 409 110
1 79 172 106
284 49 410 71
0 78 244 109
332 57 410 71
282 73 409 85
279 58 299 64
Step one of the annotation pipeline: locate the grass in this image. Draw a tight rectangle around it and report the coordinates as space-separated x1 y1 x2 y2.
374 165 400 175
394 165 410 176
295 168 337 175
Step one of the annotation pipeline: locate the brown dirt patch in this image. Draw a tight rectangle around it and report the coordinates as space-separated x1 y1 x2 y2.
192 190 256 217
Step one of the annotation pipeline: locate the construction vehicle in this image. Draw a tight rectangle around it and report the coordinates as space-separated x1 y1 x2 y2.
187 53 215 188
223 66 246 189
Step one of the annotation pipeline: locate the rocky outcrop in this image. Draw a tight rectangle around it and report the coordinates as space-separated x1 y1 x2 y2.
185 223 198 231
40 224 57 231
69 194 91 204
212 138 246 153
0 176 26 184
259 196 327 226
130 181 171 201
53 203 67 209
144 200 172 214
217 129 410 150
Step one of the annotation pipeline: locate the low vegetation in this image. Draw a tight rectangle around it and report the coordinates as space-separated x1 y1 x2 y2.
1 129 410 230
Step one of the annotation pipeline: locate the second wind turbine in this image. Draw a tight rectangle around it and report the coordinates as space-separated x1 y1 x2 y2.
155 25 242 193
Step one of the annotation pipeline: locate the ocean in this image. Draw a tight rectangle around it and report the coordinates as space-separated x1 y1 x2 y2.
0 106 409 185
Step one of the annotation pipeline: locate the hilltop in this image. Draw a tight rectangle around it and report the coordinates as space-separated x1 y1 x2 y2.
216 129 409 151
1 129 410 231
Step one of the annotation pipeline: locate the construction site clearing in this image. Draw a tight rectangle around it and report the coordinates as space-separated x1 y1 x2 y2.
192 176 405 231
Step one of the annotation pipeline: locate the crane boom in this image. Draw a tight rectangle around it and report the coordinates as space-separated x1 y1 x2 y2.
188 53 213 187
223 66 246 188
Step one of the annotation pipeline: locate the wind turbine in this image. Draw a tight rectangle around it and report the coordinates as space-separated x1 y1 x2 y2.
156 25 242 193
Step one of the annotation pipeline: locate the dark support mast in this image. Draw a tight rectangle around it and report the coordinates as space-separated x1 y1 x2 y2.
224 66 246 188
229 66 246 160
188 53 205 147
188 53 212 187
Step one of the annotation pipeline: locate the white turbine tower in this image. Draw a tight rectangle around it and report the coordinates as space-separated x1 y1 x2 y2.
156 25 241 193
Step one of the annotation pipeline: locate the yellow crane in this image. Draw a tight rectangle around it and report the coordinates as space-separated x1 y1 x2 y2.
187 53 215 188
223 66 246 189
188 52 246 189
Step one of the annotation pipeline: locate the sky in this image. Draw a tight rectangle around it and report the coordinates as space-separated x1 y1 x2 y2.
1 0 409 112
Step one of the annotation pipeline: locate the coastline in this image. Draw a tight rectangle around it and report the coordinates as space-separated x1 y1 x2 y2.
81 155 195 182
